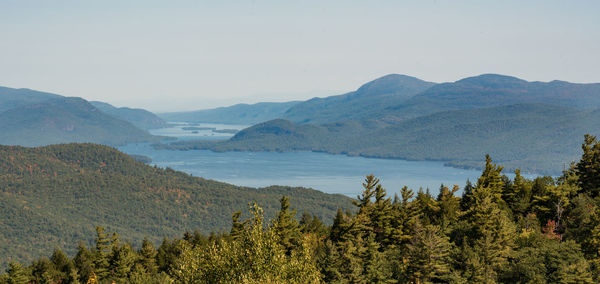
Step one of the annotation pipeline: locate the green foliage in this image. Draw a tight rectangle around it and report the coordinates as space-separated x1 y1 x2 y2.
170 203 322 283
0 143 352 269
5 136 600 283
405 221 452 283
578 134 600 196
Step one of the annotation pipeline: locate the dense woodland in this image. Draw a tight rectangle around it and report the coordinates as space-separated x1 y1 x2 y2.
3 135 600 283
0 143 352 270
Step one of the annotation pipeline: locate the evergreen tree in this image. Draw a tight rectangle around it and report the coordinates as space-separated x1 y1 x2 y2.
138 238 158 275
110 242 136 281
31 257 57 283
461 179 475 210
577 134 600 196
299 212 328 236
229 210 247 240
50 248 79 283
466 185 516 283
329 208 352 242
369 181 395 247
363 233 395 283
436 184 462 233
272 196 300 253
476 155 506 203
73 242 94 284
405 220 452 283
503 169 534 217
93 226 118 279
6 261 29 284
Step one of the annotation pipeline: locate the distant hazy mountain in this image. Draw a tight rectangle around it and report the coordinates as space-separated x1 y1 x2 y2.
0 143 352 269
90 101 167 130
0 86 61 113
382 74 600 121
0 97 163 146
158 103 600 175
282 74 436 123
153 73 600 174
159 101 300 125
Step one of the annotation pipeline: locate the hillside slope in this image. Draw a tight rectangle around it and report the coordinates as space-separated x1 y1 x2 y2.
90 101 167 130
382 74 600 121
0 97 163 146
282 74 436 123
0 143 352 268
0 86 61 113
159 101 299 125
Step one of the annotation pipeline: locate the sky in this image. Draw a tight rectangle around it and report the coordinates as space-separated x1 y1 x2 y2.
1 1 599 112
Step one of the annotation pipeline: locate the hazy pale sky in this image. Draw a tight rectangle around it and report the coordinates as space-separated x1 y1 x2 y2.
1 1 598 111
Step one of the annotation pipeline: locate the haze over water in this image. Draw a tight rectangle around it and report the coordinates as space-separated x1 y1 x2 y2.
119 123 525 197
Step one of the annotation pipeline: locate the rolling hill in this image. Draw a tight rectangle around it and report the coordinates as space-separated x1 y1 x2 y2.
90 101 167 130
159 101 299 125
0 97 164 146
0 143 352 268
282 74 436 123
0 86 167 146
0 86 62 113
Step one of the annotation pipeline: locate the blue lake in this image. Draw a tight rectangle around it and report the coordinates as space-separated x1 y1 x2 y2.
118 123 516 197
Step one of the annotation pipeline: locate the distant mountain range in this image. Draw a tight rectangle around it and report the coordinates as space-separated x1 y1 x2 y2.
0 143 352 269
0 86 166 146
156 74 600 175
380 74 600 121
159 101 300 125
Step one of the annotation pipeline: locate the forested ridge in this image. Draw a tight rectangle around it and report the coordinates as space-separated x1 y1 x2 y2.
0 143 352 271
156 103 600 175
3 135 600 283
0 86 166 146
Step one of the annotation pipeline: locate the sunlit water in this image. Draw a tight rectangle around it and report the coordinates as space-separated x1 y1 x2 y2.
118 123 527 197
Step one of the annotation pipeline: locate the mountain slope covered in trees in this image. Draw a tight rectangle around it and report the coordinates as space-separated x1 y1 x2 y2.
0 97 164 146
0 86 62 113
381 74 600 121
0 143 352 269
4 136 600 283
0 86 166 146
90 101 167 130
282 74 436 123
159 101 299 125
156 104 600 175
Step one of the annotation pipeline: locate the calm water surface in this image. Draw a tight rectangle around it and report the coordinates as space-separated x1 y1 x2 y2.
118 123 506 197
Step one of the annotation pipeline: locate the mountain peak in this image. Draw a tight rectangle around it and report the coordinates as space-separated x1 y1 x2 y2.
356 74 435 96
456 74 528 87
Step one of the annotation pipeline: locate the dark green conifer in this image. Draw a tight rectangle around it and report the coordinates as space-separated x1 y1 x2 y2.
6 261 29 284
272 196 300 253
577 134 600 196
138 238 158 275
